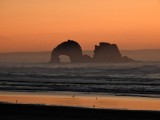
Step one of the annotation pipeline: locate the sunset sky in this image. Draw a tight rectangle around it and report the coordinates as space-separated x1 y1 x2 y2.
0 0 160 52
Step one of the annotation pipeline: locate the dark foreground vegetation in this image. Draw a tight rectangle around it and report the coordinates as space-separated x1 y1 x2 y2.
0 103 159 120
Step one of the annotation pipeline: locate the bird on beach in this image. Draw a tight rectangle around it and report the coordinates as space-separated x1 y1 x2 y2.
72 95 75 98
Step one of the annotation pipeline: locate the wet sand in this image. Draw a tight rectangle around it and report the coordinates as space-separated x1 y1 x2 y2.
0 92 160 111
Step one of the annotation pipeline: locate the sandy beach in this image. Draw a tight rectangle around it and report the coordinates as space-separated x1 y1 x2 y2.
0 92 160 120
0 92 160 111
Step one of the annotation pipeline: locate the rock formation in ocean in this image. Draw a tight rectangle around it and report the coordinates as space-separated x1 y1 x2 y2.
93 42 122 62
51 40 134 63
51 40 82 63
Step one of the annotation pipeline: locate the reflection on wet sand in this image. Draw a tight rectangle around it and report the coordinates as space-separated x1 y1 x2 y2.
0 92 160 111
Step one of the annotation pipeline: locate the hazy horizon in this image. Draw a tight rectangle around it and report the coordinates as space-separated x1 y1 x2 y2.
0 49 160 63
0 48 160 54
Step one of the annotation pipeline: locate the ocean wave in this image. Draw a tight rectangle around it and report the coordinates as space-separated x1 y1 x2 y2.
0 62 160 98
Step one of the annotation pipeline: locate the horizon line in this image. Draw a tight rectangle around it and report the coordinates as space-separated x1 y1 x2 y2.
0 49 160 54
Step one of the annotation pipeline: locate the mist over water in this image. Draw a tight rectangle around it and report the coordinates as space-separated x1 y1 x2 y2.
0 50 160 98
0 49 160 64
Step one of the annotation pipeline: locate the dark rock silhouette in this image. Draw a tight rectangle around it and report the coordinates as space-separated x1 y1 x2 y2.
122 56 135 62
51 40 83 63
51 40 134 63
82 55 92 63
93 42 122 62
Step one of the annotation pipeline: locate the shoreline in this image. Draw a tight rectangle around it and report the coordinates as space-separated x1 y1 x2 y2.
0 91 160 111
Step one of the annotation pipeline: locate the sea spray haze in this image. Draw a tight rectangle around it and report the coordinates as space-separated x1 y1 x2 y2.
0 50 160 97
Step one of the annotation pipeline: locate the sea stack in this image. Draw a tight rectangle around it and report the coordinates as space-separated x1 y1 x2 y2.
51 40 134 63
51 40 83 63
93 42 122 62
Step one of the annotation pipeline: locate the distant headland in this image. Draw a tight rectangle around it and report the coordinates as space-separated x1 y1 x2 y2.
51 40 134 63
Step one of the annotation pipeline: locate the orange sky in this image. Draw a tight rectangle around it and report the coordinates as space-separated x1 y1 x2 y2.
0 0 160 52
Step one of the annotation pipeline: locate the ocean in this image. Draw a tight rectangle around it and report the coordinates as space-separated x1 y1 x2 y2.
0 50 160 98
